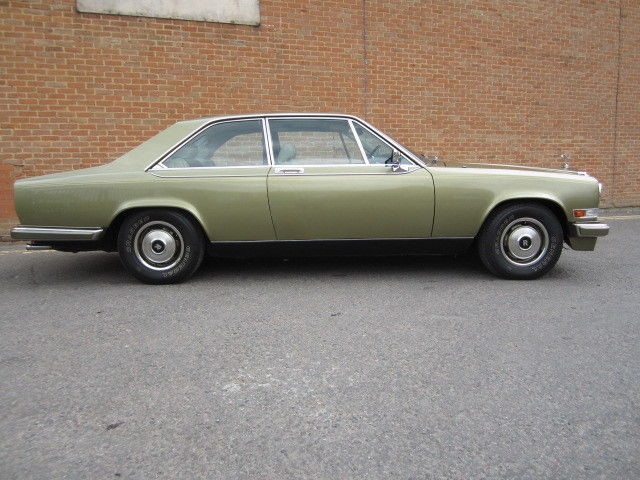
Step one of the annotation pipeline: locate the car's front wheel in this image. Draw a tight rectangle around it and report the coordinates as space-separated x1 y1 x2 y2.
477 203 563 279
117 209 205 284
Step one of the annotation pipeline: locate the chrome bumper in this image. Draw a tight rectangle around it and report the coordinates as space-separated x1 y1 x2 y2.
568 222 610 238
10 226 104 241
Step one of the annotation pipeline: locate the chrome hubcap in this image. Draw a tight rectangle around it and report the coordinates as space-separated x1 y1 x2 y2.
500 217 548 266
134 221 184 271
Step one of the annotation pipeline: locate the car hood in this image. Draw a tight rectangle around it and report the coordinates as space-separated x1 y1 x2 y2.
434 160 588 176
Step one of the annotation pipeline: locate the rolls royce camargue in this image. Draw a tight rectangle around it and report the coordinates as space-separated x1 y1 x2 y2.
11 113 609 283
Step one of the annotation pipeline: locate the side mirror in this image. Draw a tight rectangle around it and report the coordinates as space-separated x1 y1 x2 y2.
390 150 408 173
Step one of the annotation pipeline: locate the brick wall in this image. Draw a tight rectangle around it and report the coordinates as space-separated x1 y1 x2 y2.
1 0 638 234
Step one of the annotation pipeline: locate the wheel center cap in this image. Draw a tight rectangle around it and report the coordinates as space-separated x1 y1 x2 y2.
151 240 165 253
519 237 532 249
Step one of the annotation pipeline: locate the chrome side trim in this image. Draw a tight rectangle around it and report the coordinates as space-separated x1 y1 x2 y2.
568 223 610 238
158 165 268 171
11 226 105 241
149 171 267 179
149 166 420 178
267 167 421 177
158 163 408 170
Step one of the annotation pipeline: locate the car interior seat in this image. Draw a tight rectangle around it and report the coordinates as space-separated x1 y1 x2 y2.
277 143 297 164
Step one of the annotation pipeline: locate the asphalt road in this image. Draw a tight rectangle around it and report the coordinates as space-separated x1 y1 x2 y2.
1 209 639 479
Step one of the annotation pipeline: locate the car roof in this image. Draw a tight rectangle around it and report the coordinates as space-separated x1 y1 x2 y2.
183 113 365 123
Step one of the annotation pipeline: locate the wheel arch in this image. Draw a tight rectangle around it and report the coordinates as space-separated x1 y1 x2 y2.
478 197 569 240
103 203 210 250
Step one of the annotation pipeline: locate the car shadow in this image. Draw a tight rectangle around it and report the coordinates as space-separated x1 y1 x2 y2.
2 250 489 288
193 252 487 282
2 249 595 288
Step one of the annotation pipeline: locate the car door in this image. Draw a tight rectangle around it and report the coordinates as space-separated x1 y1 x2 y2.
266 117 435 240
149 118 275 241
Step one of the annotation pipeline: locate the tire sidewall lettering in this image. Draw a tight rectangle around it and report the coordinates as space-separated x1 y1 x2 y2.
124 215 150 254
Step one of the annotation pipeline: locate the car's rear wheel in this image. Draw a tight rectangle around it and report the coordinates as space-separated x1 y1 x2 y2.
117 209 205 284
477 203 563 279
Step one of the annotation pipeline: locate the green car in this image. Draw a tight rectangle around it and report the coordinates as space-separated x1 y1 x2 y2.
11 113 609 284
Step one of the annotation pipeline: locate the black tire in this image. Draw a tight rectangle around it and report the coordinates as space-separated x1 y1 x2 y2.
117 209 205 284
477 203 563 280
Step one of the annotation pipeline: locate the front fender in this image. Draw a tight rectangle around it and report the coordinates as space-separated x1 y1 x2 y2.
429 167 600 237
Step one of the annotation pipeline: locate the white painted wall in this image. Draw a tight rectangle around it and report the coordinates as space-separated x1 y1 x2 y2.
76 0 260 26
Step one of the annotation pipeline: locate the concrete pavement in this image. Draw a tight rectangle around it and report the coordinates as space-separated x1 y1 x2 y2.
1 210 639 479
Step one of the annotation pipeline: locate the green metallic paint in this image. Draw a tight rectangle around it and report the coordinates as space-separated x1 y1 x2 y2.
13 116 604 250
148 166 275 240
567 237 598 251
14 165 275 241
427 166 600 237
267 165 434 239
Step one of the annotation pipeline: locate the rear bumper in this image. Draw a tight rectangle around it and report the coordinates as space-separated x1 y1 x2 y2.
10 226 104 241
568 222 610 238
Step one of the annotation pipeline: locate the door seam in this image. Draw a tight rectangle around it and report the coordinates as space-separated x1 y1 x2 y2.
265 166 279 239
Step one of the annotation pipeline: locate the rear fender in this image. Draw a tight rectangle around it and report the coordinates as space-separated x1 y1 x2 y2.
111 199 211 239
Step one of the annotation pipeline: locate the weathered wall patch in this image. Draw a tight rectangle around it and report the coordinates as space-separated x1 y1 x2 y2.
76 0 260 26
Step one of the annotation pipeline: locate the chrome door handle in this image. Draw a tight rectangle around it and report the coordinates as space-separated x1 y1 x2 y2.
274 167 304 174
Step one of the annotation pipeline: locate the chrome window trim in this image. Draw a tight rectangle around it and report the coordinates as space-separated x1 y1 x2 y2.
350 117 424 167
262 117 275 166
266 116 369 167
153 164 396 171
349 119 370 165
149 118 269 171
144 113 427 172
350 119 419 167
145 122 217 172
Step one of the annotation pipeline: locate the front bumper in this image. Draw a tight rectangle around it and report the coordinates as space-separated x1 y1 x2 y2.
568 222 610 238
10 226 104 241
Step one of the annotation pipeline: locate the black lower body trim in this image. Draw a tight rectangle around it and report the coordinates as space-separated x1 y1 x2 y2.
208 238 473 258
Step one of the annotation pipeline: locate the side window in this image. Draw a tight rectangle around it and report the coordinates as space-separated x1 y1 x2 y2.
353 123 392 164
162 120 266 168
353 123 411 165
269 118 364 165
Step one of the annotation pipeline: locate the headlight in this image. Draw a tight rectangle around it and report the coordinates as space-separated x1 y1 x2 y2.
573 208 599 220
